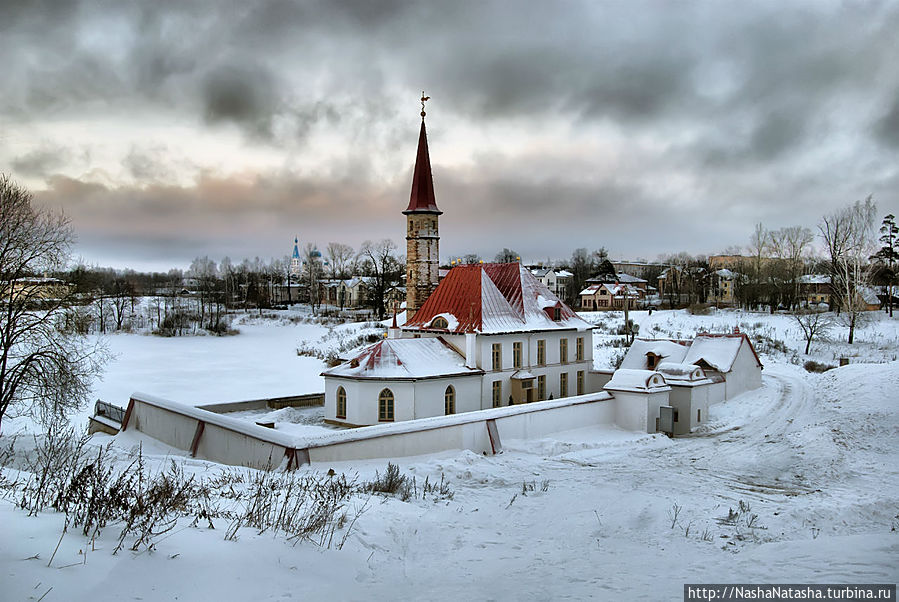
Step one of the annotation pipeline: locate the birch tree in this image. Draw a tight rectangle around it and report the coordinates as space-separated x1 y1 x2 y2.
819 197 877 343
0 174 107 428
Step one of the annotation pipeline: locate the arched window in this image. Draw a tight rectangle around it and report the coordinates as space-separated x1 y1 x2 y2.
378 388 394 422
445 385 455 415
430 316 448 329
336 386 347 419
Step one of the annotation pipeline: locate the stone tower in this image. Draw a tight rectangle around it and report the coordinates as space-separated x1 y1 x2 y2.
403 99 441 321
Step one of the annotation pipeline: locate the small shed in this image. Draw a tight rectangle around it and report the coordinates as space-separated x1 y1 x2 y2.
655 362 719 435
603 369 671 433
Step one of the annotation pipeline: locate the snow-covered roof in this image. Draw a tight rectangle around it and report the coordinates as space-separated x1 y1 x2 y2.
799 274 831 284
603 369 670 393
614 273 647 284
656 362 708 382
715 269 735 278
620 339 689 369
511 370 536 380
683 333 762 372
322 337 482 380
404 263 592 334
858 286 880 305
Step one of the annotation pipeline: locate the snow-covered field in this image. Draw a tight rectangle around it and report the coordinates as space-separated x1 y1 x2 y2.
1 309 897 600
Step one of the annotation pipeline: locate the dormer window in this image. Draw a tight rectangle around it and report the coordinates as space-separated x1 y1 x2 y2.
430 316 448 329
553 307 561 321
646 353 660 370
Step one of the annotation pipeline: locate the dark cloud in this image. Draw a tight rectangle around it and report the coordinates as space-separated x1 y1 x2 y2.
11 144 75 178
201 63 281 138
874 94 899 148
5 0 899 268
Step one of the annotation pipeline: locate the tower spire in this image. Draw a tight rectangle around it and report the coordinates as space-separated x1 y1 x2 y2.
404 94 441 321
404 93 440 215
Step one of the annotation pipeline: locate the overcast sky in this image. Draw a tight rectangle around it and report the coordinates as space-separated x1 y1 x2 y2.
2 0 898 271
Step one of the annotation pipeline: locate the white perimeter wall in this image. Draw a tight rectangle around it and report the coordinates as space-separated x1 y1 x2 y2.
310 392 615 463
127 398 289 471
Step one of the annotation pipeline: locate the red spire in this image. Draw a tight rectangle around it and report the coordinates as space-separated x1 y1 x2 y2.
403 119 441 214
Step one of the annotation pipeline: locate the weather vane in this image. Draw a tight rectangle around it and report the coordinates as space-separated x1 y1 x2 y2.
420 91 430 120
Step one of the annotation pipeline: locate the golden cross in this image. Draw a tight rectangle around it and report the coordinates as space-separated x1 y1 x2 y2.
420 91 430 119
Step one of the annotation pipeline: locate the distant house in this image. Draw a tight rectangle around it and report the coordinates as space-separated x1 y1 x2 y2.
586 272 648 291
7 276 70 303
611 261 664 280
579 283 643 310
798 274 831 307
710 269 737 306
531 267 571 298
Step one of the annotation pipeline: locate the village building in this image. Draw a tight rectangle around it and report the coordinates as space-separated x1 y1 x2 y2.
586 272 648 291
578 282 643 310
710 268 737 306
322 102 594 426
531 267 572 298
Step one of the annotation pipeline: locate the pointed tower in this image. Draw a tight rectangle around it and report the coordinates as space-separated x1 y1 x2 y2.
403 94 441 321
289 237 301 277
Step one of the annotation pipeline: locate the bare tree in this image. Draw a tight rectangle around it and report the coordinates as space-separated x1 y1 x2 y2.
302 244 325 312
819 196 877 343
0 174 107 428
793 309 832 354
768 226 814 310
326 242 355 280
358 239 401 319
494 248 520 263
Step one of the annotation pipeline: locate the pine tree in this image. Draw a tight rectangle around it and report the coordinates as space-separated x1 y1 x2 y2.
873 213 898 317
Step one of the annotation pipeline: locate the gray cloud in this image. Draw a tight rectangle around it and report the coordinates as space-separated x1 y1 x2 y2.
201 62 282 138
5 0 899 268
875 94 899 148
11 144 76 177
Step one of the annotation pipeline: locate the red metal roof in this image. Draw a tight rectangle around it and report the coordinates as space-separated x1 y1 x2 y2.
403 120 441 214
404 262 592 334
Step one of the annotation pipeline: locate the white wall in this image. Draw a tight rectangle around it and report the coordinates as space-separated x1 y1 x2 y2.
413 377 482 418
325 375 482 426
477 331 593 408
196 422 288 470
667 382 714 435
308 393 615 463
129 402 197 450
612 390 671 433
724 344 763 399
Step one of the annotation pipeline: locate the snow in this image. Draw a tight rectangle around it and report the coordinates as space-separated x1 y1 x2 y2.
656 362 707 381
2 308 899 600
683 335 744 372
322 337 480 379
431 312 459 331
620 339 689 369
604 368 670 392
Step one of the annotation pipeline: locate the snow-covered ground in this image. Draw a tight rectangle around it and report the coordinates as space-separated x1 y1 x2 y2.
1 309 897 600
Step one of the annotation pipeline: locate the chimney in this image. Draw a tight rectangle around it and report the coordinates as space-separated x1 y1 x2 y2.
465 332 477 368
